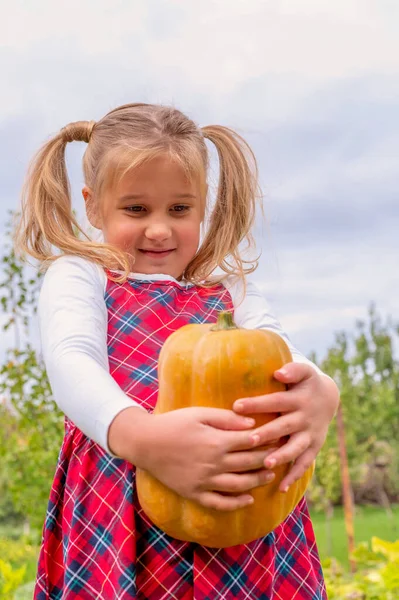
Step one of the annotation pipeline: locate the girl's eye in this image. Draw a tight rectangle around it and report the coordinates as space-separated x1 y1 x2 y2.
125 206 145 213
124 205 189 214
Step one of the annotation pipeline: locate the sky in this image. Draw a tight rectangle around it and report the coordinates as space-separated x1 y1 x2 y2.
0 0 398 362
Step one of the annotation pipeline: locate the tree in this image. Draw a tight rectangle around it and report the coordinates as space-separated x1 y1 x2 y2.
309 305 399 517
0 213 63 531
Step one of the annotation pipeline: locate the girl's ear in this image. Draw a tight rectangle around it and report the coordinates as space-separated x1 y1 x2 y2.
82 186 102 229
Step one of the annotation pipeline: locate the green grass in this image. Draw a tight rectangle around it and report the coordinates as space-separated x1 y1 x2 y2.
311 504 399 567
17 550 39 585
14 581 36 600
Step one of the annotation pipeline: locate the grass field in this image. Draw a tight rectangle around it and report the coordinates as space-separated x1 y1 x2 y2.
14 582 36 600
311 504 399 566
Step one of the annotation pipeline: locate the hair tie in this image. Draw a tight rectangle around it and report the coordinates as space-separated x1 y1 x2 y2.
61 120 96 144
86 120 96 142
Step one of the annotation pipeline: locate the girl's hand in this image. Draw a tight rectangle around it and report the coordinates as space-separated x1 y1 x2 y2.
233 363 340 492
109 406 278 511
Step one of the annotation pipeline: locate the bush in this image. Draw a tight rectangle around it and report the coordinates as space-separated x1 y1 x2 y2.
0 560 26 600
0 536 39 599
323 537 399 599
0 536 38 564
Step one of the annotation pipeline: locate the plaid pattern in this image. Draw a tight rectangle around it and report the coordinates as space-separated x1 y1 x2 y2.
35 277 327 599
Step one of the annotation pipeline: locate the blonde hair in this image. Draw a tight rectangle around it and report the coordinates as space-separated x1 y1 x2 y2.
15 103 260 286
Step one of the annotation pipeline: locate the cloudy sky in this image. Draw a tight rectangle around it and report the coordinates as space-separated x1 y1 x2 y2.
1 0 398 361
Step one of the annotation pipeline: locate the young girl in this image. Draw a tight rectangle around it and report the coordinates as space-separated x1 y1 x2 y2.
17 103 339 599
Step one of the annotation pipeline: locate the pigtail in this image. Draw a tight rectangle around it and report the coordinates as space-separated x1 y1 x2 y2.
185 125 261 286
14 120 129 276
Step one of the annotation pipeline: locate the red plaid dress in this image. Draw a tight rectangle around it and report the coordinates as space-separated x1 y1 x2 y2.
35 275 327 599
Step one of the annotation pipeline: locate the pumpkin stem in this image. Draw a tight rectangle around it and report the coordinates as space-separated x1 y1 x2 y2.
210 311 238 331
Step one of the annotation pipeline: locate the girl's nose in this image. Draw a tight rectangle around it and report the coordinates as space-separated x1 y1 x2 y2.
145 222 172 241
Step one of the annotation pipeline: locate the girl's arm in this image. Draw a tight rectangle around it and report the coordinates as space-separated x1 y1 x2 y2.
38 255 144 455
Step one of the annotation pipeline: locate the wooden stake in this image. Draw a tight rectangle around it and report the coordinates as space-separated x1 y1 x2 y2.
336 402 356 573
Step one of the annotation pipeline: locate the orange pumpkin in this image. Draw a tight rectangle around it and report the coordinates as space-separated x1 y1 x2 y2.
136 311 314 548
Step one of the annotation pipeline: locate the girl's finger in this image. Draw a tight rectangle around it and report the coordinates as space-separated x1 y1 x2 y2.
209 470 275 494
233 392 298 415
223 448 279 473
201 407 256 430
251 413 303 446
278 448 316 493
273 363 315 385
263 432 311 469
197 491 255 512
224 429 263 452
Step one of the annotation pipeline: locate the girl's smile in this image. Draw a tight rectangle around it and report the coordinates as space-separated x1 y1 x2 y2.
138 248 176 259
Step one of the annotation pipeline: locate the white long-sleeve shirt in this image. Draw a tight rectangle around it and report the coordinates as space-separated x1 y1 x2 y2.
38 255 322 454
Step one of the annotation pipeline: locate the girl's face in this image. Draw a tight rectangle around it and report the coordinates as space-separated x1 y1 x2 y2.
92 155 203 279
